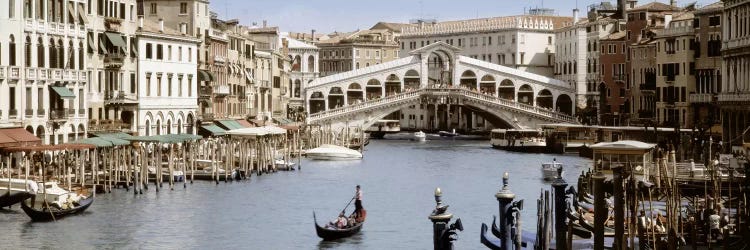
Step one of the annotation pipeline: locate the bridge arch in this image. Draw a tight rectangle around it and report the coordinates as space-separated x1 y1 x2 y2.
366 79 383 100
309 91 325 114
498 79 515 100
480 75 496 96
554 94 574 116
460 70 477 90
328 87 344 109
404 70 420 91
536 89 553 109
427 49 454 87
518 84 534 105
347 83 363 105
385 74 401 96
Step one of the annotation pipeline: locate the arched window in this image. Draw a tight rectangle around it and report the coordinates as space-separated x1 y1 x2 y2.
9 35 16 66
68 41 74 69
78 41 83 70
49 38 56 68
37 37 44 67
25 36 31 67
57 39 63 68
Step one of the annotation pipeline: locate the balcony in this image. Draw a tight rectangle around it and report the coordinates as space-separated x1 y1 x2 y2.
639 83 656 91
52 69 62 80
38 69 47 80
214 85 230 96
104 17 122 32
257 80 271 89
89 119 131 132
214 55 226 64
718 92 750 103
25 109 33 117
199 86 213 98
104 53 125 69
10 67 20 80
200 113 215 122
37 109 45 116
104 90 137 105
26 68 37 80
8 109 17 119
689 93 714 103
612 74 626 82
49 109 68 120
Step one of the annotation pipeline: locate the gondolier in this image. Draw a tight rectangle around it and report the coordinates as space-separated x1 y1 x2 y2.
354 185 363 218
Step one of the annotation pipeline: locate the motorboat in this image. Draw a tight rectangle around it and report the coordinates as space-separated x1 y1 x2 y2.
438 129 459 137
0 178 36 208
413 131 427 142
490 128 547 153
306 144 363 160
274 159 296 171
542 161 564 181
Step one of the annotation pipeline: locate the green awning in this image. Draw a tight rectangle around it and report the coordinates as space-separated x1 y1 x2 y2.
216 120 244 130
51 86 76 99
126 134 202 143
198 70 214 82
105 32 127 47
200 125 226 136
91 132 135 140
71 137 130 147
87 33 96 51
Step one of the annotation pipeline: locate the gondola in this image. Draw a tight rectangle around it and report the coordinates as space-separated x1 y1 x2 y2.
0 191 33 208
313 211 365 240
20 195 94 221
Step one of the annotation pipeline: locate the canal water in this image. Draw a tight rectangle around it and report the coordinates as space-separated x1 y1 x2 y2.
0 139 591 249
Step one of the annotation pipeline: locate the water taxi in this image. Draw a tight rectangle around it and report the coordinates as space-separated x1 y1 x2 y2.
366 120 401 139
490 129 546 153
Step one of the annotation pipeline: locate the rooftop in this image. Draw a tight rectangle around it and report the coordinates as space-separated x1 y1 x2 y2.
628 2 681 12
401 14 574 37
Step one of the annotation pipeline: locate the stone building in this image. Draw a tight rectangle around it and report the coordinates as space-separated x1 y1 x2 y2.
0 0 89 144
317 29 400 77
598 30 628 126
246 24 291 121
720 0 750 153
284 34 319 112
86 0 139 133
654 11 695 128
135 19 199 136
207 14 229 119
398 10 573 77
692 2 723 131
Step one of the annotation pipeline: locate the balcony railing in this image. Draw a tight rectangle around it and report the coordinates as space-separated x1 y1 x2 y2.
104 17 122 31
214 85 230 96
50 109 68 120
689 93 714 103
639 83 656 91
612 74 626 82
8 109 17 118
104 53 125 69
718 92 750 103
37 109 45 116
25 109 33 117
26 68 37 80
200 113 215 122
10 67 20 79
199 86 213 97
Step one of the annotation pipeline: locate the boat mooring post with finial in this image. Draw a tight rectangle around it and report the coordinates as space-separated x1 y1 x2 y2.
551 166 568 250
429 187 462 250
496 172 516 250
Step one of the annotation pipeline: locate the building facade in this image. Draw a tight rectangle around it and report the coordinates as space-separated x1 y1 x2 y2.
692 2 723 131
285 35 319 114
720 0 750 153
654 11 695 128
136 19 199 136
399 11 573 77
318 29 400 77
0 0 89 144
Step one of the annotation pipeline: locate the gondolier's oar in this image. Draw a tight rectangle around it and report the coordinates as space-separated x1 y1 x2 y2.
341 196 355 213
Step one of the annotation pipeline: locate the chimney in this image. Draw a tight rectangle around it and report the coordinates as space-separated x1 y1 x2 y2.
664 14 673 28
573 8 580 23
670 0 676 7
618 0 626 20
138 16 143 30
311 29 316 42
262 20 267 28
159 18 164 32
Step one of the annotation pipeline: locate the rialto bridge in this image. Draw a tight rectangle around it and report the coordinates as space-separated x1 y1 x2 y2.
304 42 579 130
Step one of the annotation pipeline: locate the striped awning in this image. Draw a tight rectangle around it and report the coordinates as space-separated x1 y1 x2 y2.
200 125 226 136
51 86 76 99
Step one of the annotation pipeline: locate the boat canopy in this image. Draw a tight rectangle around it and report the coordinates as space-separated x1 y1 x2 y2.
226 126 287 137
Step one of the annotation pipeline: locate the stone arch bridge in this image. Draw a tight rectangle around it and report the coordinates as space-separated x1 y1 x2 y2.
304 42 579 130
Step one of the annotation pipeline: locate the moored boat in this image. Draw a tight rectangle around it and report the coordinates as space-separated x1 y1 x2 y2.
413 131 427 142
0 178 36 208
306 144 363 160
490 128 547 153
438 129 459 137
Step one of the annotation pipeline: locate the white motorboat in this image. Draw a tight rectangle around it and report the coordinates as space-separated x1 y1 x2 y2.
542 161 564 181
306 144 363 160
26 181 86 210
274 159 296 170
0 178 36 207
413 131 427 142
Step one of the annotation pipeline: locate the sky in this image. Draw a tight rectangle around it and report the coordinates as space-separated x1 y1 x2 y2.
209 0 719 34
